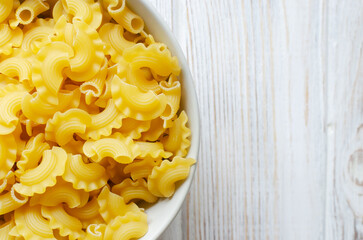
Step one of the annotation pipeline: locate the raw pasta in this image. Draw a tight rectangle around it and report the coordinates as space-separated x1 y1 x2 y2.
0 0 196 239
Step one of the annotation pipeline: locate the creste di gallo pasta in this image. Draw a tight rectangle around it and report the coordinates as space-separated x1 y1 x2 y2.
0 0 196 239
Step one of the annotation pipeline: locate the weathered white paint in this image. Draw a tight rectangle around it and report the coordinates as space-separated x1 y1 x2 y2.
143 0 363 239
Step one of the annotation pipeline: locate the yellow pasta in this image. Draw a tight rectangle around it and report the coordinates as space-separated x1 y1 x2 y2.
148 157 196 197
0 219 16 240
160 75 181 128
117 117 151 140
124 157 162 181
0 171 15 194
136 141 172 159
85 223 106 240
0 24 23 56
22 18 54 52
112 178 157 203
0 56 32 88
0 134 17 180
61 0 102 29
0 187 28 215
140 117 166 141
15 0 49 25
0 0 13 23
126 67 161 94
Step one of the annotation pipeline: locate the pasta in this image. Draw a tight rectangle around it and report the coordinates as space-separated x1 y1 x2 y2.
0 1 196 239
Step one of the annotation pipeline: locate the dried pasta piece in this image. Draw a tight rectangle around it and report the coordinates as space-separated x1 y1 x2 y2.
0 84 27 135
14 147 67 196
79 100 123 140
21 88 81 124
0 134 17 180
97 186 141 223
41 204 85 240
45 109 92 146
29 180 89 208
0 24 23 56
0 219 15 240
16 133 50 177
112 178 157 203
140 117 165 142
83 132 140 164
0 187 28 215
123 157 162 181
123 43 180 77
32 41 74 105
159 76 181 128
65 197 104 228
22 18 54 52
104 212 148 240
15 0 49 25
0 0 13 23
126 67 160 94
148 157 196 197
14 204 55 240
135 141 172 159
0 56 32 88
85 224 106 240
61 0 102 29
62 138 84 155
63 154 108 192
0 171 15 194
111 75 167 121
162 111 191 157
95 63 118 108
117 117 150 140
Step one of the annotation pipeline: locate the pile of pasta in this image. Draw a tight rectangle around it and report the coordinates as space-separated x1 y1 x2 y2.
0 0 196 239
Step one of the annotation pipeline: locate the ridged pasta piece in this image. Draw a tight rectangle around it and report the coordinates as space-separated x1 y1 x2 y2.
29 179 89 208
0 84 27 134
14 204 55 240
148 157 196 197
0 219 15 240
79 100 123 140
117 117 150 140
22 18 54 52
80 58 108 105
123 43 180 77
112 178 157 203
160 76 181 128
104 212 148 240
111 75 167 120
0 24 23 56
126 67 160 94
22 88 81 124
83 132 140 164
32 41 74 105
0 187 28 215
45 109 92 146
12 123 26 157
97 186 141 223
0 171 15 193
124 157 161 181
62 138 84 155
0 0 13 23
0 56 32 88
95 63 119 108
41 205 85 240
15 0 49 25
63 154 108 192
85 224 106 240
162 111 191 157
102 0 144 34
65 197 104 228
16 133 50 176
135 141 172 159
0 134 17 180
141 117 166 142
14 147 67 196
64 20 104 82
61 0 102 29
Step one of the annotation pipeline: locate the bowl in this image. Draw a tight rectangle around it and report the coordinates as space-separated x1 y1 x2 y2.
126 0 200 239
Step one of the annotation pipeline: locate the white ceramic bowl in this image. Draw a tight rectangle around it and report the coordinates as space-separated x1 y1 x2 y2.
127 1 200 239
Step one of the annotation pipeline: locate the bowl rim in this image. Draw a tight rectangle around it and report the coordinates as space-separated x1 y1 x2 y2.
126 0 200 239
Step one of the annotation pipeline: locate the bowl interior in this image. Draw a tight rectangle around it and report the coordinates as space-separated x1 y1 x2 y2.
126 0 200 239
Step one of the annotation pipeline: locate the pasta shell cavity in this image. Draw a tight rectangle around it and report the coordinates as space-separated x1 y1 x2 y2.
0 134 17 180
148 157 196 198
15 0 50 26
0 187 28 215
86 223 106 240
14 147 67 196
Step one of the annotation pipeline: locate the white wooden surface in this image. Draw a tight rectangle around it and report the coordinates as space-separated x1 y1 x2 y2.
145 0 363 239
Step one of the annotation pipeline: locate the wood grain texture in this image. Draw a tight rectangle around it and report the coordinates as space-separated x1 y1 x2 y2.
144 0 363 239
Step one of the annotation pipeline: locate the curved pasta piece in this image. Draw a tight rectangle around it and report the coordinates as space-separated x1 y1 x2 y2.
65 197 104 228
14 147 67 196
15 0 49 25
79 100 123 140
107 161 129 185
102 0 144 34
61 0 102 29
0 134 17 180
0 171 15 194
94 63 119 108
97 186 141 223
117 117 150 140
22 88 81 124
85 224 106 240
41 205 85 240
64 20 104 82
83 132 139 164
141 118 166 142
63 154 108 192
104 212 148 240
162 111 191 157
126 67 160 94
0 0 13 23
32 41 74 105
22 18 54 52
0 24 23 56
160 77 181 127
62 138 84 155
29 180 89 208
16 133 50 176
148 157 196 197
112 178 157 203
0 187 28 215
111 75 167 120
123 43 180 77
135 141 172 159
0 57 32 87
0 219 15 240
0 84 27 135
14 204 55 240
124 157 162 181
45 109 92 146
